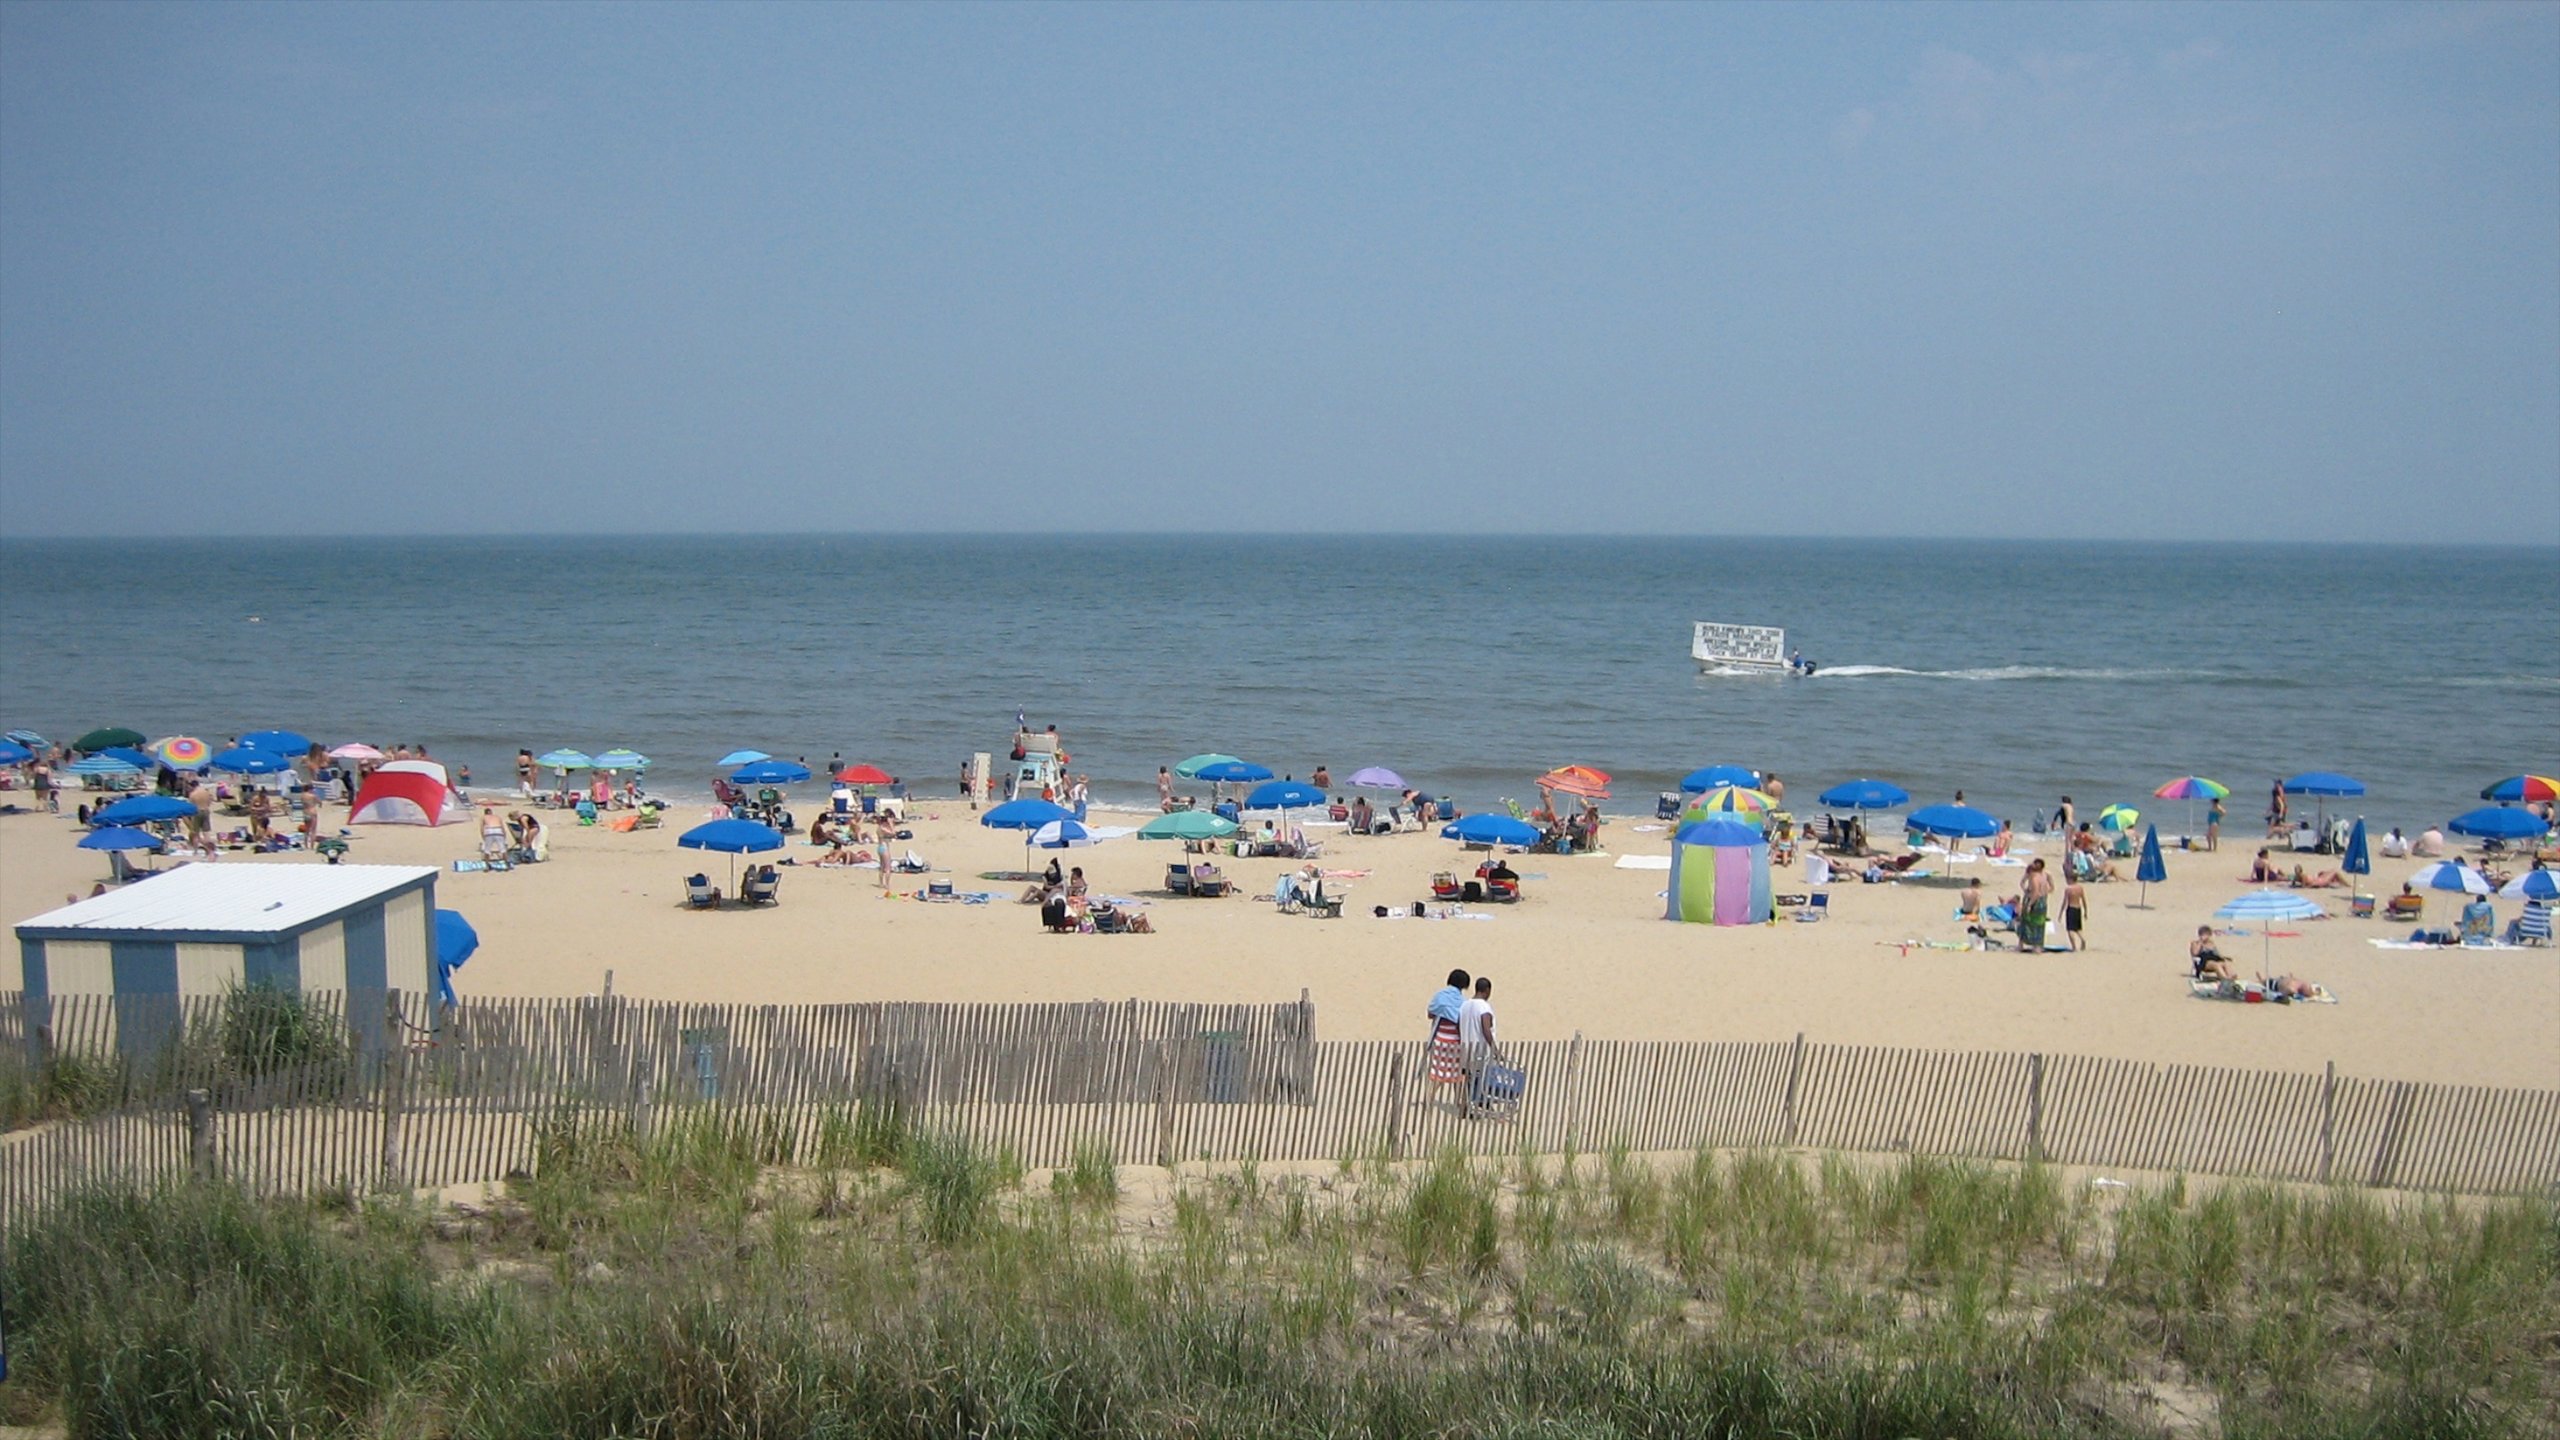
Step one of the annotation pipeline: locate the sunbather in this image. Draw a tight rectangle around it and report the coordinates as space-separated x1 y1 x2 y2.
2264 973 2322 1000
2289 865 2348 889
2246 848 2286 883
2190 926 2237 982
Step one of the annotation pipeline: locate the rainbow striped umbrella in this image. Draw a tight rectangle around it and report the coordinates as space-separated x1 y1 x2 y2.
2153 776 2229 841
152 736 211 768
2482 775 2560 803
1680 786 1773 829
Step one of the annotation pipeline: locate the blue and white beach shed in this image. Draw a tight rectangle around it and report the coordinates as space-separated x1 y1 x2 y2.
13 864 439 1056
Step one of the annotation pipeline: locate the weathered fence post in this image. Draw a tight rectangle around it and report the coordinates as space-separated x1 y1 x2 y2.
2025 1053 2045 1163
1152 1041 1176 1169
1297 988 1316 1105
1561 1031 1584 1155
378 989 407 1192
2319 1061 2337 1185
1383 1050 1407 1161
184 1088 216 1182
2368 1079 2416 1189
1782 1032 1807 1145
630 1074 656 1143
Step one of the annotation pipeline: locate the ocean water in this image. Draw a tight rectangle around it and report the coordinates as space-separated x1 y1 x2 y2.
0 536 2550 833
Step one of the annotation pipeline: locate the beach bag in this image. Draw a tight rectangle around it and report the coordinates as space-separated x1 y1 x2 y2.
1481 1063 1526 1103
1427 1019 1464 1087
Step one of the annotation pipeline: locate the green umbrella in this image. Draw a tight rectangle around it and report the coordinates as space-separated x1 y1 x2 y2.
73 727 147 753
1139 810 1239 841
1172 753 1241 780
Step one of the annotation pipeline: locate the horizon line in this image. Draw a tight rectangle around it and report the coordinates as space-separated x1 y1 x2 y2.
1 530 2553 550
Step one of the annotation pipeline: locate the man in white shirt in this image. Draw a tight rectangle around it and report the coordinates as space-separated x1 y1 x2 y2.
1459 977 1501 1113
2380 828 2409 858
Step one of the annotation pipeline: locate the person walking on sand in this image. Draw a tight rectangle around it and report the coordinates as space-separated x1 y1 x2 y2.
2062 876 2089 951
2018 857 2054 951
2266 778 2287 838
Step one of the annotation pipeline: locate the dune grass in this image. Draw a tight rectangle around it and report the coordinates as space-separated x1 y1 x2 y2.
3 1118 2551 1439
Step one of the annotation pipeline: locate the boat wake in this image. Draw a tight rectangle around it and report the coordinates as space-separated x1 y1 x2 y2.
1752 664 2225 682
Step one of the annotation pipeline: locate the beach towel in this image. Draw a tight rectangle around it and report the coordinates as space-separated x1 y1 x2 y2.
2367 937 2524 952
1427 985 1466 1022
1613 854 1673 871
1427 1018 1464 1087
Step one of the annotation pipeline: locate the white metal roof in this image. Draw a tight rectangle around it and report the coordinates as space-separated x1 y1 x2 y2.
14 863 437 938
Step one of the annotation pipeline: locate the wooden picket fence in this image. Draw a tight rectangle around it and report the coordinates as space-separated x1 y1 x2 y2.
2 989 2555 1221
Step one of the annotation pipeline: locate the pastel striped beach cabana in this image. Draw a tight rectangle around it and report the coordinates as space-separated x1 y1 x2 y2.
1665 818 1772 926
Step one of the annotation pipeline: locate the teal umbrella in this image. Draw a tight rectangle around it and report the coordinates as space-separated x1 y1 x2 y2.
1139 810 1237 841
1173 753 1240 780
536 749 593 771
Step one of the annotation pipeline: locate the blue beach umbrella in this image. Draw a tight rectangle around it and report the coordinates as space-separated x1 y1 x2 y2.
210 747 294 776
717 749 772 767
2214 888 2327 968
1245 780 1326 811
678 816 786 889
592 748 650 772
2447 806 2550 842
98 746 159 771
2342 818 2371 882
1818 779 1909 810
6 729 48 749
433 909 479 1007
2282 772 2365 829
93 794 197 826
65 753 141 777
0 741 32 766
1680 764 1761 794
1906 804 2000 841
982 798 1072 830
240 730 315 757
2134 824 2167 908
729 760 812 785
1173 754 1242 780
536 749 593 771
1194 760 1274 785
1442 813 1541 847
982 797 1074 875
77 825 163 852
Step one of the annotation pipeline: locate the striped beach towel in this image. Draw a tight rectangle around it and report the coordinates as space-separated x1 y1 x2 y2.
1427 1018 1465 1086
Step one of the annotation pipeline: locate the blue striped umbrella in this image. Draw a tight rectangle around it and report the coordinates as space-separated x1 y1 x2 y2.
593 748 650 771
65 753 142 776
2214 888 2326 968
536 749 593 771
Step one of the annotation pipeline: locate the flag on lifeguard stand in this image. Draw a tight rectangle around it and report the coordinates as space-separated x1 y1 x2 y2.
2133 824 2167 909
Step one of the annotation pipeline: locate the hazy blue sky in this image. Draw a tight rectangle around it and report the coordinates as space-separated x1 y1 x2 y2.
2 1 2553 540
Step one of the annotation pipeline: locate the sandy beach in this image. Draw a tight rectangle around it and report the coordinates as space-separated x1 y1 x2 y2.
5 793 2551 1092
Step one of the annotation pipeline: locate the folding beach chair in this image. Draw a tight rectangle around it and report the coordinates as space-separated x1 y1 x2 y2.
740 867 780 906
1792 892 1830 922
684 874 722 909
